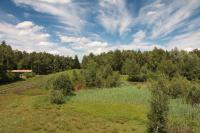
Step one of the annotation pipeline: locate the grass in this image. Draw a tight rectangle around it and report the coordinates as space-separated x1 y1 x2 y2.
0 70 200 132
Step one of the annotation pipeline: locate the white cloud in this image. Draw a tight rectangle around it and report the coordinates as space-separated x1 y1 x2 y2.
97 0 133 35
137 0 200 39
39 0 71 4
13 0 88 32
16 21 34 29
165 31 200 51
60 35 109 54
0 21 74 56
60 34 163 56
133 30 146 43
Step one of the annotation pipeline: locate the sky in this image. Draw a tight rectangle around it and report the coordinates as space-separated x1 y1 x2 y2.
0 0 200 59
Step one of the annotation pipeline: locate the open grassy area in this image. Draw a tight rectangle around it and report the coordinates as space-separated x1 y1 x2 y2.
0 71 200 133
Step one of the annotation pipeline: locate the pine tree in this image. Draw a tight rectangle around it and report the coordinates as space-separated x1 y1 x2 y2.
74 55 80 69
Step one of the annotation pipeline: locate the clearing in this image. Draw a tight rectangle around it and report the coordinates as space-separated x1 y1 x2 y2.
0 71 199 133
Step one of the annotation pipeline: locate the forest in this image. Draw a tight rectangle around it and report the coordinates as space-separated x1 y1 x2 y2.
0 41 80 83
1 40 200 84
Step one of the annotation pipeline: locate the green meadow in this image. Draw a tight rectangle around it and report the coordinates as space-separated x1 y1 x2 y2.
0 71 200 133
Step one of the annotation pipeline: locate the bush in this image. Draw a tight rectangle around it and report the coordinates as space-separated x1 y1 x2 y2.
47 74 74 104
51 74 73 96
128 73 146 82
49 89 64 104
71 70 85 91
84 62 120 88
6 72 20 81
102 71 120 87
167 76 190 98
84 60 98 87
23 72 35 78
186 83 200 106
147 77 169 133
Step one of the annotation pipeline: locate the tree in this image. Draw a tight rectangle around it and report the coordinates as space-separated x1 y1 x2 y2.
168 75 189 98
147 77 169 133
84 60 98 87
96 64 120 87
51 74 73 96
84 60 120 88
48 74 74 104
158 60 178 79
112 50 123 71
73 55 80 69
125 59 146 82
186 83 200 106
121 59 134 75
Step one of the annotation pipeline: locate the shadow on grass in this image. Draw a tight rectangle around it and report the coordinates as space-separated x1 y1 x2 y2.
0 78 25 85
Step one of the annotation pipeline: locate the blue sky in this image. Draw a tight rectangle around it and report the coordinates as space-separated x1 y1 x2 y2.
0 0 200 58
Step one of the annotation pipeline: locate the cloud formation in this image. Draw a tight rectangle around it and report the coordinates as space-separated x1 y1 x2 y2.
97 0 133 35
0 21 74 56
13 0 88 32
0 0 199 58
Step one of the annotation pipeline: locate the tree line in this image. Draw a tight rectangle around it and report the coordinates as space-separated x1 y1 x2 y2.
0 41 80 83
82 47 200 81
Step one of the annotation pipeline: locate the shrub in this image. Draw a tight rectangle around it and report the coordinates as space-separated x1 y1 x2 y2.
23 72 35 78
6 72 20 81
158 60 178 79
71 70 85 91
147 77 169 133
186 83 200 106
128 73 146 82
103 71 120 87
167 76 190 99
84 62 120 88
47 74 73 104
51 74 73 96
84 60 98 87
49 89 64 104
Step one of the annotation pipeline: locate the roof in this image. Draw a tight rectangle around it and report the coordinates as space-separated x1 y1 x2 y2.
8 70 33 73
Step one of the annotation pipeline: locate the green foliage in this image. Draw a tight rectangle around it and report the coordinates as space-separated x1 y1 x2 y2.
128 73 147 82
71 70 85 90
123 59 147 82
5 72 20 82
50 74 73 96
22 72 35 78
121 59 134 75
73 55 80 69
167 75 190 98
84 60 99 87
181 54 200 80
0 41 76 80
158 60 178 79
84 60 120 88
49 89 65 104
97 66 120 87
47 73 74 104
147 77 169 133
82 48 200 82
186 83 200 106
111 50 123 71
0 71 200 132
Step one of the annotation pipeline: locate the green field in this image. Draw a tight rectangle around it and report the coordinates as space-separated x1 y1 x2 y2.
0 71 200 133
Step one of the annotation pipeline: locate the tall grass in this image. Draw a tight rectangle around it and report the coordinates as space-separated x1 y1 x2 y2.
72 85 150 105
169 99 200 132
